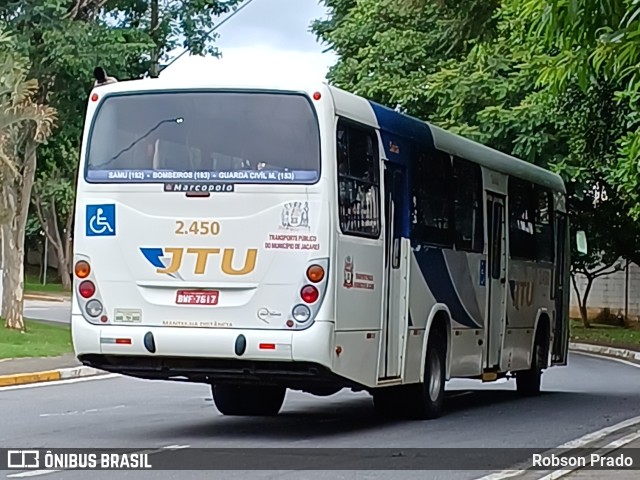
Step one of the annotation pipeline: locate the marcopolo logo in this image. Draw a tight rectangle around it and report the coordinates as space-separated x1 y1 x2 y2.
140 247 257 278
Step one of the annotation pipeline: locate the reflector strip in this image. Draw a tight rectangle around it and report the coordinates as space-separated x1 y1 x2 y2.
100 338 132 345
259 343 276 350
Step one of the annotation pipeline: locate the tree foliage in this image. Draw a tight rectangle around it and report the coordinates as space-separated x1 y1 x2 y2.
0 0 245 329
517 0 640 218
105 0 243 75
313 0 640 323
0 31 57 331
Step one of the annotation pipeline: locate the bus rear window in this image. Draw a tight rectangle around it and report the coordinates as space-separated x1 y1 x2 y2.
85 91 320 185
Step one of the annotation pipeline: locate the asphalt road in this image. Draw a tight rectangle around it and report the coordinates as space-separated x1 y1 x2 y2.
1 353 640 480
24 300 70 324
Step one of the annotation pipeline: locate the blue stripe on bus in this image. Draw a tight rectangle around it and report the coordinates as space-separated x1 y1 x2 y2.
413 248 481 329
369 101 434 162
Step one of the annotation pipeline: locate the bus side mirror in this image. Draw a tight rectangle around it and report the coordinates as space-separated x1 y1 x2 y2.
576 230 588 255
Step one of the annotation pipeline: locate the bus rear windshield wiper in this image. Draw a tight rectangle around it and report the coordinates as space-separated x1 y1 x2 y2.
93 117 184 169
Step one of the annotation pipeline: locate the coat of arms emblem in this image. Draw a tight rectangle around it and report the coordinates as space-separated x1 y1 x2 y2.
280 201 310 230
343 256 354 288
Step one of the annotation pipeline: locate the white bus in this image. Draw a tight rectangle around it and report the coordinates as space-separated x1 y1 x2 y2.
71 74 574 419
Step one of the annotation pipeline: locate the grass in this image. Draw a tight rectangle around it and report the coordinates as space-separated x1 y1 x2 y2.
24 273 70 295
0 319 72 359
570 319 640 352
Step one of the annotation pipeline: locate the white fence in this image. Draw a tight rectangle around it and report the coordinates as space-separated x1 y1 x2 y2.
570 258 640 323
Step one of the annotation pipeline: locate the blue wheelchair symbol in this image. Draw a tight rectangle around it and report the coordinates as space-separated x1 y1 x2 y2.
86 204 116 237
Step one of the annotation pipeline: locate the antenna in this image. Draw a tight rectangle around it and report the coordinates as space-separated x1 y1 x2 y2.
161 0 257 73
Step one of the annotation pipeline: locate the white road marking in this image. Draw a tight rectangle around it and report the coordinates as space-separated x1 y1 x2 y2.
7 470 61 478
39 405 126 417
571 351 640 369
537 428 640 480
6 445 191 478
0 374 119 392
474 414 640 480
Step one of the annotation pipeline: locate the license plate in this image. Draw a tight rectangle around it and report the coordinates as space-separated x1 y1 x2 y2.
175 290 219 305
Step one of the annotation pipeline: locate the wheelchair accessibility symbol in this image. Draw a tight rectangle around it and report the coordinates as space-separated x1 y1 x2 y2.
86 204 116 237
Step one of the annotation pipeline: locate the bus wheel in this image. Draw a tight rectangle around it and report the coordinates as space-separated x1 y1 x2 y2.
515 330 545 396
211 384 286 416
405 329 446 420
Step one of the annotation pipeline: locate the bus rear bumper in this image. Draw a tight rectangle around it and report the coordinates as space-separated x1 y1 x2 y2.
72 316 345 389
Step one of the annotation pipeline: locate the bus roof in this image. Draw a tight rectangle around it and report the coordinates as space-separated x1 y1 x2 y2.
326 84 565 194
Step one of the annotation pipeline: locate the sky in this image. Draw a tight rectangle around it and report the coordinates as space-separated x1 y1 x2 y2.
160 0 338 83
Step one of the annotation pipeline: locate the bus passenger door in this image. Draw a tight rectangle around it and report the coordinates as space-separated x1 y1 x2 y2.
552 212 569 365
485 193 507 371
379 162 409 380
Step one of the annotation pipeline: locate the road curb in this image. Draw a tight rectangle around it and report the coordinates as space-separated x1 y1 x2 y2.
24 293 70 302
569 342 640 365
0 365 105 388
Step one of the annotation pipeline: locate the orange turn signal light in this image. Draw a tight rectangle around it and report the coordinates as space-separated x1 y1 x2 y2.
306 265 325 283
75 261 91 278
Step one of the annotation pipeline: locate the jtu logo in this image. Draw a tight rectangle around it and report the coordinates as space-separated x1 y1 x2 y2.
140 247 257 278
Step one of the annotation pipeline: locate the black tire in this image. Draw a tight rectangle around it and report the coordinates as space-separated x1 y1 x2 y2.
516 329 547 396
404 329 446 420
211 384 286 416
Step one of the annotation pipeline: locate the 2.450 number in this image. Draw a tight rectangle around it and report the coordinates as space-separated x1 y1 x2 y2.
175 220 220 236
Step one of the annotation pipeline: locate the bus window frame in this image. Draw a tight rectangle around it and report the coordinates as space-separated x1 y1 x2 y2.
82 88 323 186
335 117 382 240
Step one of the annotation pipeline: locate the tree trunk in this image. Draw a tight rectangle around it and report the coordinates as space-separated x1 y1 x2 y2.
150 0 160 77
54 241 71 289
33 192 73 290
579 278 594 329
571 273 591 328
2 141 37 330
2 222 25 330
63 202 74 286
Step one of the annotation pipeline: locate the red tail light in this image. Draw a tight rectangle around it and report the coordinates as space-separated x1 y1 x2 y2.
300 285 319 303
79 280 96 298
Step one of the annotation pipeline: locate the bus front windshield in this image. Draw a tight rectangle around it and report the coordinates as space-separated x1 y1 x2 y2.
85 91 321 185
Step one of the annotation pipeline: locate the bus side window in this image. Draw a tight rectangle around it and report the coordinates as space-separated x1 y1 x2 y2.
336 119 381 238
410 149 454 248
453 157 484 253
534 186 555 262
508 178 536 260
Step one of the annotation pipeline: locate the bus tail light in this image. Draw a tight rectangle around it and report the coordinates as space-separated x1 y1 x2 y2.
75 261 91 278
289 258 329 329
300 285 319 304
306 265 325 283
79 280 96 298
85 299 103 317
292 304 311 323
74 255 108 325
